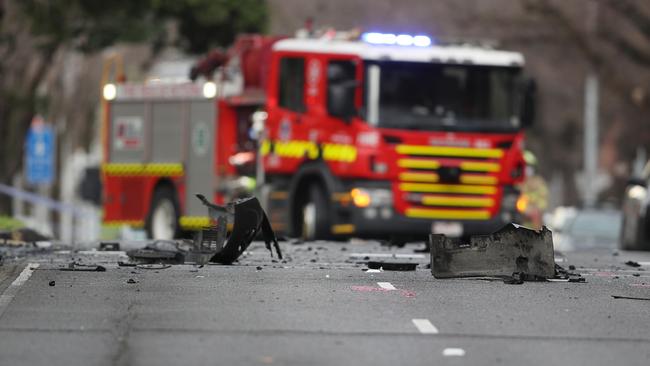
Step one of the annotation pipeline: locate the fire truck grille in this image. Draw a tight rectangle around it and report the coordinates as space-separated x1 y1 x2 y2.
395 144 502 220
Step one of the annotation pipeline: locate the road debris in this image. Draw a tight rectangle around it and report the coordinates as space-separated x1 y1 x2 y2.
195 194 282 264
136 264 171 270
625 261 641 268
611 295 650 301
430 223 555 280
60 262 106 272
99 242 120 251
126 240 187 264
367 261 417 271
124 195 281 266
48 280 55 286
126 278 138 284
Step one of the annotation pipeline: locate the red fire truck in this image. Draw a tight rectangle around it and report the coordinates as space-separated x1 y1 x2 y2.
101 31 535 241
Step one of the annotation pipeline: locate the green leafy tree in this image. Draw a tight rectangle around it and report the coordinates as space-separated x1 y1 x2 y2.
0 0 267 214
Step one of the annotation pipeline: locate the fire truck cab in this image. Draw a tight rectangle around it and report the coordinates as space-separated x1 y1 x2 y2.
262 32 534 241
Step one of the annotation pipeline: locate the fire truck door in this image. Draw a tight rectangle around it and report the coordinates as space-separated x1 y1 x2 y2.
185 101 216 217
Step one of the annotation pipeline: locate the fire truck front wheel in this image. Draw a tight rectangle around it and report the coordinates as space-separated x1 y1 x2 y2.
300 184 330 240
146 186 180 240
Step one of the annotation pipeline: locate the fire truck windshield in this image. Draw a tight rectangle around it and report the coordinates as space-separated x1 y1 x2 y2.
363 61 523 132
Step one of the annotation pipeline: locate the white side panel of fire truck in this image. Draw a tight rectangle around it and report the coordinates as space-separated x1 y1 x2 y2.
186 101 215 216
109 95 216 219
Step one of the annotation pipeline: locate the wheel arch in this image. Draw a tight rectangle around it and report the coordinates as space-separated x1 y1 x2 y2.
287 161 340 236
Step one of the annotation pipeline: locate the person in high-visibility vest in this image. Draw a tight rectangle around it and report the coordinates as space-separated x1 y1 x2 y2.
517 151 549 229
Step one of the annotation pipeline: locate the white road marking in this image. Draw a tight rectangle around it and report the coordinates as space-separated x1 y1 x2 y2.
365 269 382 273
442 348 466 357
350 253 426 259
377 282 396 290
0 263 39 318
637 262 650 266
412 318 439 334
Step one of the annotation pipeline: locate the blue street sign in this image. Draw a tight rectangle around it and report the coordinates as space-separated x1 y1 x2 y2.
25 123 55 185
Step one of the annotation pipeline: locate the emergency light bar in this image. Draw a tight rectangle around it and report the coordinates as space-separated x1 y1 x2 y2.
361 32 432 47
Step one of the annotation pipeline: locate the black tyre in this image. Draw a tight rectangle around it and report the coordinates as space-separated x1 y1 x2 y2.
300 183 330 240
146 186 180 240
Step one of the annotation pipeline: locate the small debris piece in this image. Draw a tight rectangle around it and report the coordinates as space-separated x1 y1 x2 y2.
118 261 136 267
126 240 185 264
48 280 55 286
99 242 120 251
60 263 106 272
568 265 576 270
430 224 554 279
136 264 171 270
367 261 417 271
256 266 263 271
633 273 641 277
611 295 650 301
625 261 641 268
126 278 138 284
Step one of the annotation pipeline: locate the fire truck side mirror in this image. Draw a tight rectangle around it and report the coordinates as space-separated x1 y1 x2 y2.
251 111 268 140
521 78 536 128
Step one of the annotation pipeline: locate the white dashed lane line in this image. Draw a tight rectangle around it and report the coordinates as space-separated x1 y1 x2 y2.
411 318 439 334
377 282 396 290
443 348 466 357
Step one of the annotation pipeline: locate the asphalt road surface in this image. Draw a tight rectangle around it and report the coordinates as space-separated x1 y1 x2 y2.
1 240 650 366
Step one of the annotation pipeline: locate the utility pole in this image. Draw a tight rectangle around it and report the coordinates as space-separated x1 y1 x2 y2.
583 1 599 208
583 75 599 208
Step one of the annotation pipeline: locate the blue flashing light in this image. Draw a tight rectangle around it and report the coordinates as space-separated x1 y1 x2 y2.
361 32 432 47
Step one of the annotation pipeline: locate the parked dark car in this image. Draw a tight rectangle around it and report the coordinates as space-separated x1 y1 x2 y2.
620 161 650 250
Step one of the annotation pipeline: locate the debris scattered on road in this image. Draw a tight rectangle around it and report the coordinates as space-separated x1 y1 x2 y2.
126 278 138 284
136 264 171 270
256 266 263 270
625 260 641 268
60 262 106 272
611 295 650 301
99 242 120 251
48 280 55 286
430 223 555 280
367 261 417 271
118 261 136 267
553 264 585 282
126 240 186 264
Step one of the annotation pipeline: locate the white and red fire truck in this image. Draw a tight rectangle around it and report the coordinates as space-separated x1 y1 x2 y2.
101 30 535 241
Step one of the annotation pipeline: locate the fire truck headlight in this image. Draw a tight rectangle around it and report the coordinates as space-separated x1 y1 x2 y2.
103 84 117 101
203 81 217 98
351 188 393 208
351 188 371 208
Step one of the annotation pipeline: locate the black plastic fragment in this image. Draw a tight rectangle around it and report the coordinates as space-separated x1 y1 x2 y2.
196 194 282 264
367 261 418 271
60 263 106 272
625 261 641 268
611 295 650 301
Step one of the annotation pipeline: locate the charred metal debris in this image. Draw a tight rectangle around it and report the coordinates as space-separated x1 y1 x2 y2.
126 194 282 265
430 223 584 284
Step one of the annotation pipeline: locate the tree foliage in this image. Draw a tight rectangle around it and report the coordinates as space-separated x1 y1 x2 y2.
0 0 268 214
18 0 268 54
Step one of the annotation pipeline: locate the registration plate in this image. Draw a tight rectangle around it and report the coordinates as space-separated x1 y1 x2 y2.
432 222 463 237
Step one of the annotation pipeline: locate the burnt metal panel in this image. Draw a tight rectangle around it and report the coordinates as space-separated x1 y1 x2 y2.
185 101 216 216
151 102 184 163
110 102 146 163
430 223 555 279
